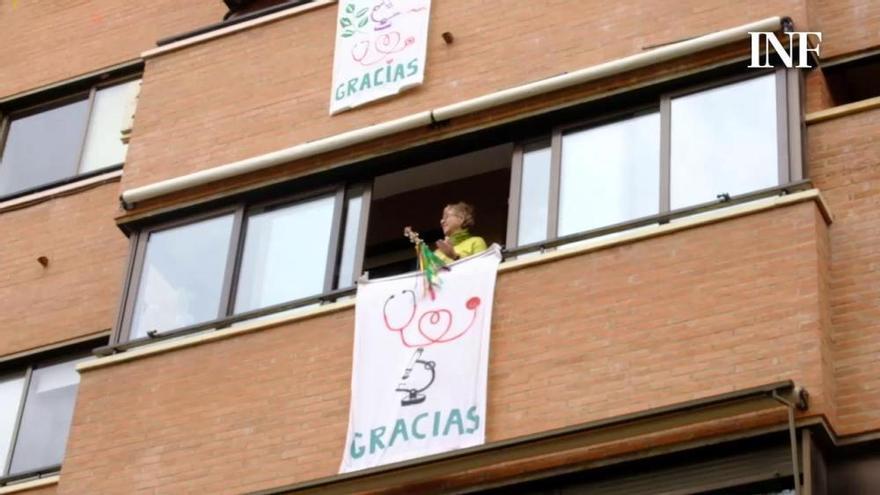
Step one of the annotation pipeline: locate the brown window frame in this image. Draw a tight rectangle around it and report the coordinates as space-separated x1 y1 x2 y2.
0 335 107 487
107 66 806 354
506 67 804 251
112 182 372 347
0 73 141 202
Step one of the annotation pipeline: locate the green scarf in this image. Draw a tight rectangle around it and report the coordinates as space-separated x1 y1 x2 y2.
448 229 472 246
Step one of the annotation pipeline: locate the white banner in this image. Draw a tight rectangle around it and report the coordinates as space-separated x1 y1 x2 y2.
329 0 432 115
340 245 502 472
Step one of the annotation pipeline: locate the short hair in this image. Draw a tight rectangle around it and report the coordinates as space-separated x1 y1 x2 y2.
446 202 475 228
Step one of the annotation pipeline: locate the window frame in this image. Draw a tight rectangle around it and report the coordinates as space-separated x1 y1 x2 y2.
0 74 141 202
114 182 371 345
108 67 805 352
0 336 106 486
506 67 802 251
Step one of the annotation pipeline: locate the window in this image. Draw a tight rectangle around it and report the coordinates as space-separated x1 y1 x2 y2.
116 68 802 347
823 52 880 105
0 352 90 482
120 185 369 341
507 69 800 249
0 78 140 198
362 144 511 278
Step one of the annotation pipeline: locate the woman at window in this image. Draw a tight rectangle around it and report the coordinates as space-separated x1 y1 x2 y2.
434 202 487 263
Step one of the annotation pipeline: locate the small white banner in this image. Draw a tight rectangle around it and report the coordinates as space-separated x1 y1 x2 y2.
340 246 502 472
329 0 432 115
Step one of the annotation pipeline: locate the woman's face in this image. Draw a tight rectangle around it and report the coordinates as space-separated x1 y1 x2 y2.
440 207 464 236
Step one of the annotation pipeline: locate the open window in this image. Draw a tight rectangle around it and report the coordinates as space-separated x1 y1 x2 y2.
362 144 512 278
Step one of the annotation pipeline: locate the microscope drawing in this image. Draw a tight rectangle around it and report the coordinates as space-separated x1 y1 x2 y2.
395 348 436 406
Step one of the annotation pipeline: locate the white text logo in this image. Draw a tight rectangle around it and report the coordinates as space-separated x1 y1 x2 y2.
748 32 822 68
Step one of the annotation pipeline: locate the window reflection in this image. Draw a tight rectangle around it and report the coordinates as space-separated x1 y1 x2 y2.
0 373 25 472
517 143 552 246
234 195 336 313
130 214 234 339
80 80 140 173
670 74 778 209
558 112 660 236
9 357 88 476
0 99 89 196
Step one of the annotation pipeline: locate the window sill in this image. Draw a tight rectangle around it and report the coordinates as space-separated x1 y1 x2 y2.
805 94 880 124
0 169 122 214
78 188 832 374
0 475 59 494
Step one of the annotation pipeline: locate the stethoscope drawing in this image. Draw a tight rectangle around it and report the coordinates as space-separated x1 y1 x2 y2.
382 290 481 348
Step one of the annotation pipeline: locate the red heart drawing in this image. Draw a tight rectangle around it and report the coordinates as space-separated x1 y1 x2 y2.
417 310 453 343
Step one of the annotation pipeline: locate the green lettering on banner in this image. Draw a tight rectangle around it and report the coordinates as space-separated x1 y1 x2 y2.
369 426 386 454
388 418 410 447
412 413 428 439
359 72 372 91
443 408 465 436
466 406 480 433
406 58 419 77
335 84 346 101
433 411 442 436
373 67 385 86
350 432 365 459
346 78 358 97
394 63 406 82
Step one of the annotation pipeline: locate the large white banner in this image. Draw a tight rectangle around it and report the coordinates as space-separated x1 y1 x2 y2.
340 245 502 472
329 0 432 115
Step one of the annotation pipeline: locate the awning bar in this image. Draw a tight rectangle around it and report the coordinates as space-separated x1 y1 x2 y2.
120 16 787 209
248 381 806 495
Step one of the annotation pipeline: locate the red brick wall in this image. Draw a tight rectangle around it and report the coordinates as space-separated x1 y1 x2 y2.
808 107 880 435
0 0 225 98
61 201 830 494
0 183 128 355
807 0 880 59
121 0 809 191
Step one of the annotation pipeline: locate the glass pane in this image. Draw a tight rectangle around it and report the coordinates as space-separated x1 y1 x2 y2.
235 195 336 313
9 357 87 475
336 192 364 289
79 80 140 173
670 74 778 210
0 373 25 475
130 214 234 339
558 112 660 236
0 98 89 196
517 144 551 246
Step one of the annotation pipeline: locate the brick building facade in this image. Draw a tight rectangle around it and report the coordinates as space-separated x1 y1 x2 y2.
1 0 880 493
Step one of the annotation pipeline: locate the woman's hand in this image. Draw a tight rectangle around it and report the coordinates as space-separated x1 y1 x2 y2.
435 239 457 260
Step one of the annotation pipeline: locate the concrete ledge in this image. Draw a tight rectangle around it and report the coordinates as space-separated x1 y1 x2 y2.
78 189 831 373
805 95 880 124
0 170 122 214
0 476 59 494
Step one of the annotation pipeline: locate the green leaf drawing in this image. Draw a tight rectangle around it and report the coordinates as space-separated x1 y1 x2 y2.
342 30 354 38
358 17 368 27
356 7 368 17
340 17 351 27
345 3 355 13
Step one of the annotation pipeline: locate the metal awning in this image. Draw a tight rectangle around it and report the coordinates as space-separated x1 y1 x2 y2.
249 381 808 495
